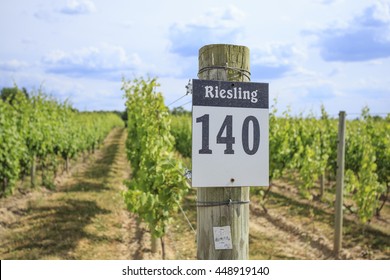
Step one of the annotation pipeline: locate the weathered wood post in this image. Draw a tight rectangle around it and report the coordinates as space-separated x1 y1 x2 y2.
197 44 250 260
334 111 346 258
319 174 325 199
31 155 36 188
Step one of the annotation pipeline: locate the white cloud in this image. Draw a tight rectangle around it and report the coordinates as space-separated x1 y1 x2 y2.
357 0 390 25
251 43 306 80
168 5 246 57
195 5 245 29
34 9 53 21
60 0 96 15
0 59 29 71
42 44 141 79
316 0 340 5
313 0 390 61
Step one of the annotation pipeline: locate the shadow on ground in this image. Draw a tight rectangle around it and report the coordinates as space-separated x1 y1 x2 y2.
3 198 110 259
0 130 124 259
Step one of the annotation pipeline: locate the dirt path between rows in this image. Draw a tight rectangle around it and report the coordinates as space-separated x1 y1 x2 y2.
0 128 160 259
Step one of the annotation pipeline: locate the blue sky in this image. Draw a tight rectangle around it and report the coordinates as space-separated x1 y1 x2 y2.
1 0 389 116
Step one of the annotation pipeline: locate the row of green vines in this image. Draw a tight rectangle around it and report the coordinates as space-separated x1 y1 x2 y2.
122 77 189 246
0 86 124 196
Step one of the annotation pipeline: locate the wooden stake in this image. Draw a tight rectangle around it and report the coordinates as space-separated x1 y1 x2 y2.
334 111 346 258
197 44 250 260
31 154 36 188
151 236 157 254
2 178 7 195
66 156 70 173
319 173 325 199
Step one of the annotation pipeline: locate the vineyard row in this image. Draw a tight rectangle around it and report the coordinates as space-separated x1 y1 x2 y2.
0 87 124 196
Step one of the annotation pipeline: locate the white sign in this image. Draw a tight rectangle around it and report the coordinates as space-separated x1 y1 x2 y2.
213 226 233 250
192 79 269 187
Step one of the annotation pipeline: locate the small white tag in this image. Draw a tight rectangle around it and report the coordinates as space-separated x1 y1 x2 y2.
213 226 233 250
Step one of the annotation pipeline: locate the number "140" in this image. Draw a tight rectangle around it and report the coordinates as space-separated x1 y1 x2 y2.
196 114 260 155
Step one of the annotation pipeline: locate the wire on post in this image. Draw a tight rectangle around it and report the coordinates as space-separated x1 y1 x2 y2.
198 66 251 81
196 199 250 207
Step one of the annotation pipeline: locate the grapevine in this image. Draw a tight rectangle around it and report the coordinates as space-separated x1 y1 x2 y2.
122 77 189 250
0 86 124 196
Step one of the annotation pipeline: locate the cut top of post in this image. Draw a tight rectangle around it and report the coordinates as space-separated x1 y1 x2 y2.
198 44 250 82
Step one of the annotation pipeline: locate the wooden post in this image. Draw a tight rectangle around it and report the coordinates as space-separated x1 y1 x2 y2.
2 178 7 195
334 111 346 258
31 155 36 188
64 156 70 173
197 44 250 260
319 173 325 199
151 237 157 254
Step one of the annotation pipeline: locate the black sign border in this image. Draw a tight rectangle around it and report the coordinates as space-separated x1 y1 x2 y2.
192 79 269 109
